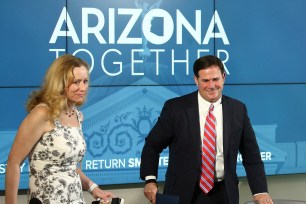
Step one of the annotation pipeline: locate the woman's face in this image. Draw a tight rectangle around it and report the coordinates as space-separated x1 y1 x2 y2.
65 66 89 105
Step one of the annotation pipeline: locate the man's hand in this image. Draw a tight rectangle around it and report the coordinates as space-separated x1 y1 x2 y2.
254 193 274 204
144 182 158 204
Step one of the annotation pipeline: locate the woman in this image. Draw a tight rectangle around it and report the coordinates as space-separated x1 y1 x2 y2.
5 54 113 204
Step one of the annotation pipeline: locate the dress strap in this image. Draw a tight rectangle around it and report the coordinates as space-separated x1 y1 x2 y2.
74 107 83 127
34 103 49 109
34 103 61 128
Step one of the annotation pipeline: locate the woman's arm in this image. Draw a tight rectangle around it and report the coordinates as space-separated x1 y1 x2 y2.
5 106 51 204
78 110 114 201
76 167 114 202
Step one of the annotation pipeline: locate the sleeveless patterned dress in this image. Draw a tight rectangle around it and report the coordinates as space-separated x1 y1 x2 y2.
28 106 86 204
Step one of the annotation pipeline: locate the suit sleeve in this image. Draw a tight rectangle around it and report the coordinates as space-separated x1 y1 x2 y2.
140 100 174 180
240 104 268 194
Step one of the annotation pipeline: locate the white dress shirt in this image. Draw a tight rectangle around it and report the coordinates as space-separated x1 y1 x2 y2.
198 92 224 180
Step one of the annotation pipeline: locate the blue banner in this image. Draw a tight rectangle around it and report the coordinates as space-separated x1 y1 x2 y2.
0 0 306 190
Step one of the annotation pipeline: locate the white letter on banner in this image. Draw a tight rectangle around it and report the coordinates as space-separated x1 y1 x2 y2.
101 49 122 76
131 49 144 76
117 9 142 44
203 10 229 45
176 10 201 45
82 8 106 44
19 163 26 173
85 160 92 169
49 49 66 58
0 164 6 174
217 49 230 75
143 9 174 45
197 49 210 59
49 7 80 44
73 49 94 73
171 49 189 75
108 8 115 44
150 49 165 75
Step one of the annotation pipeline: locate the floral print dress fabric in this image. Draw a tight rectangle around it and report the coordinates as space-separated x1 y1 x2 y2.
28 108 86 204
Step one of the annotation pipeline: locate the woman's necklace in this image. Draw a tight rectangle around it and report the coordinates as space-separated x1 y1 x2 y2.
65 107 75 117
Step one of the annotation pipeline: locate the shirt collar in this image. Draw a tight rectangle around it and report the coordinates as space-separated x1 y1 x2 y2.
197 92 222 108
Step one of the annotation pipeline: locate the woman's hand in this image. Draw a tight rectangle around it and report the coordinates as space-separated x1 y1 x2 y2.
91 187 114 203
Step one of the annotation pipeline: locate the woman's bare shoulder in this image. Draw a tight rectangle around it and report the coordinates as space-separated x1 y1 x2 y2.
28 104 51 123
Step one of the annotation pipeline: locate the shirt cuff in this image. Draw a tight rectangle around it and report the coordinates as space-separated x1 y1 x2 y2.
145 176 157 180
253 192 268 196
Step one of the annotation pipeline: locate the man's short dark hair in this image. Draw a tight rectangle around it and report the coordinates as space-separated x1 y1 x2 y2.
193 55 225 78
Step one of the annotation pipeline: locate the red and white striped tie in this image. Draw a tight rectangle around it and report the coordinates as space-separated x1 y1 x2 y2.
199 104 216 194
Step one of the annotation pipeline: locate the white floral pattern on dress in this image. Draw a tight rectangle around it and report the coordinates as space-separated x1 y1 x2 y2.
28 107 86 204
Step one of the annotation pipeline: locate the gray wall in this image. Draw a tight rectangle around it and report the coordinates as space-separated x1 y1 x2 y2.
1 173 305 203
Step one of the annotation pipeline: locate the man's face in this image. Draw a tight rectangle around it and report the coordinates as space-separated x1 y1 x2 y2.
194 65 226 103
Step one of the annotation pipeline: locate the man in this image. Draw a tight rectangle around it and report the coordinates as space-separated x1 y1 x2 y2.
140 55 273 204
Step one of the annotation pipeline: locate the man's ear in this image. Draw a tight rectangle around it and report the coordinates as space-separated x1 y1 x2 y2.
194 75 198 86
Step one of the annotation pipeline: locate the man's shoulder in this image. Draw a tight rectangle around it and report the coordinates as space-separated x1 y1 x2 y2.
166 91 197 104
222 95 246 107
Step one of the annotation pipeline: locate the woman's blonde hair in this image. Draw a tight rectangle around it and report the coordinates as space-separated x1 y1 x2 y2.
26 54 89 121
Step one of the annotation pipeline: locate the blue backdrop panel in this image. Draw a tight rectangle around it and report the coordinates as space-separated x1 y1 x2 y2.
216 0 306 84
0 0 66 87
0 88 33 130
224 84 306 176
0 88 35 190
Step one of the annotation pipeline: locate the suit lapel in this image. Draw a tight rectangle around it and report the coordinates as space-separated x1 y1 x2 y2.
186 92 202 151
222 96 232 158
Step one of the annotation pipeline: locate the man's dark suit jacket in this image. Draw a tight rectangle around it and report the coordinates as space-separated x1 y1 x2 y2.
140 91 268 204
